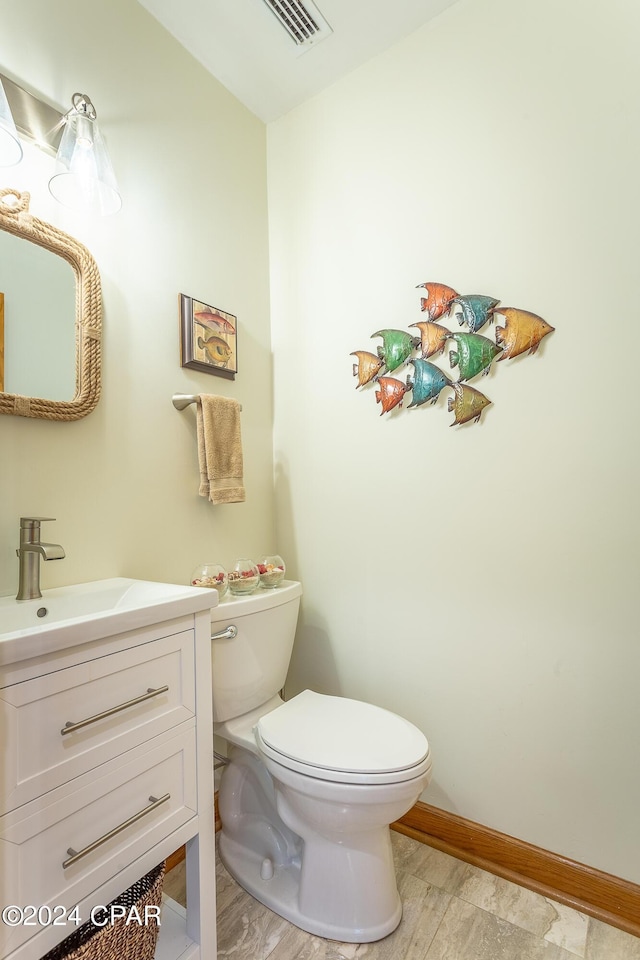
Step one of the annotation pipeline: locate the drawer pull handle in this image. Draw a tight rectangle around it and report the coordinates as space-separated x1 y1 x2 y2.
211 625 237 641
61 685 170 736
62 793 171 868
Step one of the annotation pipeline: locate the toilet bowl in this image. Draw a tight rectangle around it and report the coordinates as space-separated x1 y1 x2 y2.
211 582 432 942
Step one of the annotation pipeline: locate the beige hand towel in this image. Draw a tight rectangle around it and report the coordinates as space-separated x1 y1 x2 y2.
196 395 245 504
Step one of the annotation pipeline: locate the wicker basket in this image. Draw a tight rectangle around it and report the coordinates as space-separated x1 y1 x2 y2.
41 863 165 960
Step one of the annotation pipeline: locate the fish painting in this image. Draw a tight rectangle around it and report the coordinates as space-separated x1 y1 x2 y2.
406 359 452 407
451 294 500 333
447 382 492 425
494 308 555 360
351 350 384 388
372 329 419 373
375 376 407 415
416 282 458 321
198 335 232 367
409 320 450 359
448 332 502 381
194 306 236 336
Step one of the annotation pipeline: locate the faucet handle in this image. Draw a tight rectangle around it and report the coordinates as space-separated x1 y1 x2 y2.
19 518 57 540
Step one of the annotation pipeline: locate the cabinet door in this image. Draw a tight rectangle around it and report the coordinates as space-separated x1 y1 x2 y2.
0 727 197 958
0 631 195 812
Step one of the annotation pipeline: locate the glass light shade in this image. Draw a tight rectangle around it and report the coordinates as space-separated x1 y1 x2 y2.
49 109 121 216
0 79 23 166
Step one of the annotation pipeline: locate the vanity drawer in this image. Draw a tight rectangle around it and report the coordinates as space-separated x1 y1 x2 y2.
0 630 195 812
0 726 197 958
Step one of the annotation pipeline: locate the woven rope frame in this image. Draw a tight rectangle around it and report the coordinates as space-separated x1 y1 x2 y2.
0 187 102 420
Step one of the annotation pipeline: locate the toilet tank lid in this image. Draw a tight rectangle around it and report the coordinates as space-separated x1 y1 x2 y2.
210 579 302 623
256 689 429 774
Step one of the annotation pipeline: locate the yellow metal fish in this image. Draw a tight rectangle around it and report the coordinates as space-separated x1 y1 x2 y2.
408 320 450 359
447 382 491 425
198 334 232 367
350 350 384 387
494 308 554 361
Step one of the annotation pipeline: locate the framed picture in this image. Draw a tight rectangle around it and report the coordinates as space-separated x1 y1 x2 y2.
179 293 238 380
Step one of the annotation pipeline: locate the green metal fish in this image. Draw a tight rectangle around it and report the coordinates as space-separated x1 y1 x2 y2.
448 332 502 381
372 329 419 373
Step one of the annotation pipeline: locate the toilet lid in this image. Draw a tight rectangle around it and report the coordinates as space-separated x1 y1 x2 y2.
256 689 429 782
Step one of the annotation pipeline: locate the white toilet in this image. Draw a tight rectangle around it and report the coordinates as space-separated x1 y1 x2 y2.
211 580 432 943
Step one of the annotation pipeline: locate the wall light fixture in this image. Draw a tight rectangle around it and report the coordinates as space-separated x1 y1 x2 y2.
0 72 121 216
49 93 121 216
0 76 23 166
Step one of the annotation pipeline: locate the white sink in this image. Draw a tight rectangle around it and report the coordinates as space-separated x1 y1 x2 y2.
0 578 218 665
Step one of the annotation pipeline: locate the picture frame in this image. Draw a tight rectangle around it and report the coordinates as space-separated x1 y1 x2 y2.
179 293 238 380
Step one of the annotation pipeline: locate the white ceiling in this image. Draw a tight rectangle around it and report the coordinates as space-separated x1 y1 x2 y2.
136 0 461 123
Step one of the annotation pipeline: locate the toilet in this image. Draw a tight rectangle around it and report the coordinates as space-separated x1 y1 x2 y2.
211 580 432 943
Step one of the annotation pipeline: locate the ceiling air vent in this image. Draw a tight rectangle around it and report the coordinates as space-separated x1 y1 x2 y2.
261 0 333 55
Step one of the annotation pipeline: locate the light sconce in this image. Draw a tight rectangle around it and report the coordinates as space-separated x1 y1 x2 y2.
49 93 121 216
0 76 23 166
0 73 121 216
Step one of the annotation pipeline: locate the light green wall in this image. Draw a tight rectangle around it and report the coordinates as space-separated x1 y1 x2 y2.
268 0 640 882
0 0 275 595
2 0 638 890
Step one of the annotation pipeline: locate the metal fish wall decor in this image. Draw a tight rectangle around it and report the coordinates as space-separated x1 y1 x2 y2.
351 350 384 387
350 281 554 425
372 329 420 373
375 376 407 415
406 359 452 407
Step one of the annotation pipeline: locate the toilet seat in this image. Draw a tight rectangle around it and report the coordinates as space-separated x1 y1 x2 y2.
255 689 431 785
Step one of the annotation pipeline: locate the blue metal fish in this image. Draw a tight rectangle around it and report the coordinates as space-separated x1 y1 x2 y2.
406 359 452 407
452 295 500 333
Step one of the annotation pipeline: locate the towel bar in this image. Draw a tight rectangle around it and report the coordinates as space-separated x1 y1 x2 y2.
172 393 242 411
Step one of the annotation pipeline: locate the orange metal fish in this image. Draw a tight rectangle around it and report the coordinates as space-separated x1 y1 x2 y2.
447 382 491 425
409 320 450 359
416 282 458 321
195 307 236 335
494 308 554 361
350 350 384 388
375 377 407 415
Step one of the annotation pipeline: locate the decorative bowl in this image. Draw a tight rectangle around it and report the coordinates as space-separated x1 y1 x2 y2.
228 559 260 595
190 563 228 599
258 555 286 588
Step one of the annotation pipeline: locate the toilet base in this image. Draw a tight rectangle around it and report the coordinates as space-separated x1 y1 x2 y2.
218 830 402 943
216 744 408 942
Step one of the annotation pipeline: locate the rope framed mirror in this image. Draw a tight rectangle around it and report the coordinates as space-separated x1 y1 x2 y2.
0 188 102 420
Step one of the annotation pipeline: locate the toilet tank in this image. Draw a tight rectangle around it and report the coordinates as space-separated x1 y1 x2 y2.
210 580 302 722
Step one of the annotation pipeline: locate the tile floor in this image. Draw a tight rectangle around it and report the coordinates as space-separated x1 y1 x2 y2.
164 832 640 960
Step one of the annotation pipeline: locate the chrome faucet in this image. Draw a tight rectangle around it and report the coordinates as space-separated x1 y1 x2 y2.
16 517 66 601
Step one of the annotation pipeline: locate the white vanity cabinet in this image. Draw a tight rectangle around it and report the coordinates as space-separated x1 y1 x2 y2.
0 585 217 960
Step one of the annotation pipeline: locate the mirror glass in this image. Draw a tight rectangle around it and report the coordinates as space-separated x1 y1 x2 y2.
0 188 102 421
0 230 76 399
